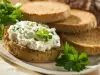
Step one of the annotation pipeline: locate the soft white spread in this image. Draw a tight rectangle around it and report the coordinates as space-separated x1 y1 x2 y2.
8 21 60 52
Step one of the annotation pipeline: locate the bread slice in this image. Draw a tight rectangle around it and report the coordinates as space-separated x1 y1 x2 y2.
49 10 97 33
20 1 70 23
3 25 61 63
61 27 100 55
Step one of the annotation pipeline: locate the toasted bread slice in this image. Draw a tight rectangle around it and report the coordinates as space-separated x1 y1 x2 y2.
61 27 100 55
3 25 61 63
49 10 97 33
21 1 70 23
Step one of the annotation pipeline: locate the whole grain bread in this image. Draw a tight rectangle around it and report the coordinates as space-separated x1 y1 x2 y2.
21 1 70 23
61 27 100 55
49 10 97 33
3 25 61 63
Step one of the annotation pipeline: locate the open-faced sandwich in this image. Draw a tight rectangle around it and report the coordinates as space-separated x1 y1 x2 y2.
3 21 61 63
2 1 70 63
1 0 99 72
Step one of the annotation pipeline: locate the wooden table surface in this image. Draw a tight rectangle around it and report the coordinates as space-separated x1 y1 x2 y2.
0 0 99 75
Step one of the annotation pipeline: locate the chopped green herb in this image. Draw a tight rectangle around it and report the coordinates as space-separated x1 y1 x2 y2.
35 28 52 41
28 23 34 27
56 42 89 72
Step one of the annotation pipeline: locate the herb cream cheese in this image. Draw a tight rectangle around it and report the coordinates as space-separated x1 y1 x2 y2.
8 21 60 52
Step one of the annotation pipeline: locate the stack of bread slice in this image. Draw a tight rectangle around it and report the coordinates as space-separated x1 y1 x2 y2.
50 9 99 55
20 1 99 55
52 9 99 55
54 10 99 55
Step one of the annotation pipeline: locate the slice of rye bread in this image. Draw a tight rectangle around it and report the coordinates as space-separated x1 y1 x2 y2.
49 10 97 33
61 27 100 55
3 25 61 63
20 1 70 23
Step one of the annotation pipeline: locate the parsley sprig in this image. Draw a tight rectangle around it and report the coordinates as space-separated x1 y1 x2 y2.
0 0 24 39
56 42 89 72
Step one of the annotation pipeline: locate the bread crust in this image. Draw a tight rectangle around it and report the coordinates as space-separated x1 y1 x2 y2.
49 10 97 33
61 28 100 55
3 25 61 63
21 1 70 23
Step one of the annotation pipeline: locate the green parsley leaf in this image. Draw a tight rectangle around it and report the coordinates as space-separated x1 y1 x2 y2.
0 24 4 39
63 42 78 55
0 0 24 40
0 0 10 4
56 42 90 72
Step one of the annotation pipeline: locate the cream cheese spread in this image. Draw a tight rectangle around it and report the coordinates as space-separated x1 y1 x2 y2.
8 21 60 52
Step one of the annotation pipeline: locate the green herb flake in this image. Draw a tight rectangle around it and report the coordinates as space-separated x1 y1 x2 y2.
35 28 52 41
